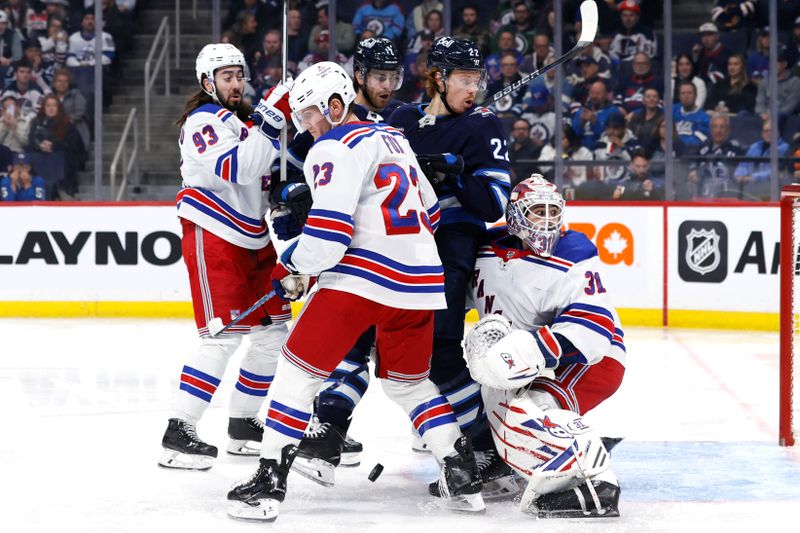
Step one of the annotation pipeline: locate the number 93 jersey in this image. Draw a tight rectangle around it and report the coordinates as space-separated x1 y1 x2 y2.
471 230 626 368
177 103 281 250
288 121 446 311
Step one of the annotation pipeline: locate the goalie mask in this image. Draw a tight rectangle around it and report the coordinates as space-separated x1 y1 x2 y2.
195 43 250 104
506 175 565 257
289 61 356 133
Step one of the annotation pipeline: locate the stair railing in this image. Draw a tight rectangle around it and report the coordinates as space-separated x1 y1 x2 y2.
174 0 198 69
110 108 140 201
144 16 171 151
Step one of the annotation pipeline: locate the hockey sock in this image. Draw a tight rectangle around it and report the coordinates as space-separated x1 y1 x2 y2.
229 324 287 418
260 355 321 461
382 378 461 462
436 369 484 433
173 335 241 422
317 361 369 431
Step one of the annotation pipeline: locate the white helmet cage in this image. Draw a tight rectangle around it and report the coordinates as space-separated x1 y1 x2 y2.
505 174 565 257
289 61 356 133
195 43 250 104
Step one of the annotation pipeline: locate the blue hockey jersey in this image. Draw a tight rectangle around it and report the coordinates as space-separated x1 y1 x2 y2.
387 104 511 228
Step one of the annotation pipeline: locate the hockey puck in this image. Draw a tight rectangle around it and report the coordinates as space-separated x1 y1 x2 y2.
368 463 384 482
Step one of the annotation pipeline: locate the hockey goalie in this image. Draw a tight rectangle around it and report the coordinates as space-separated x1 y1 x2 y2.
464 175 626 518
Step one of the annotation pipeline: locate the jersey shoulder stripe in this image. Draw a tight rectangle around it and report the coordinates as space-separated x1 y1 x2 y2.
177 187 268 238
303 209 355 246
612 327 626 352
189 103 225 118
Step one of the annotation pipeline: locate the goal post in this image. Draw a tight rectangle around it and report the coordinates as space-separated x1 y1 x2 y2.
780 184 800 446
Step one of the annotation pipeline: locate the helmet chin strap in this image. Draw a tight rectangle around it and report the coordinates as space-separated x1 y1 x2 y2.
437 72 458 115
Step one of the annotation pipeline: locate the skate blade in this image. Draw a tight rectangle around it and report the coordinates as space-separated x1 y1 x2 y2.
535 506 621 519
291 457 335 487
226 439 261 456
158 449 213 471
339 452 360 467
482 476 521 501
227 499 279 522
440 492 486 514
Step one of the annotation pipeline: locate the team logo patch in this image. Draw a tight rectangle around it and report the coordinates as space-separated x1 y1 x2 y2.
541 416 572 439
500 352 515 369
678 221 728 283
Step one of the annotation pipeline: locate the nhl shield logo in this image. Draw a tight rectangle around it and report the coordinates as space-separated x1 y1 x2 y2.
685 229 720 275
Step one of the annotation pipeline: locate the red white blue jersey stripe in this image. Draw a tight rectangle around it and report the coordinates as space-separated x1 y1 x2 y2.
409 396 458 436
265 400 311 440
554 303 615 343
214 146 239 182
341 124 405 149
177 187 268 240
427 203 441 233
330 248 444 294
303 208 354 247
216 107 233 123
179 365 221 403
235 369 273 397
282 345 329 379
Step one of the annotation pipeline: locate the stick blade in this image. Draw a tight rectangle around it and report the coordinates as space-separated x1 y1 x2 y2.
577 0 599 44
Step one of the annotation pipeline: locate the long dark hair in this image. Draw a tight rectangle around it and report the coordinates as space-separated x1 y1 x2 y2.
175 75 253 127
674 53 697 80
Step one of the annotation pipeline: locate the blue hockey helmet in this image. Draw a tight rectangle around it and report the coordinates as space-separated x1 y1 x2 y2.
353 37 403 92
427 37 487 91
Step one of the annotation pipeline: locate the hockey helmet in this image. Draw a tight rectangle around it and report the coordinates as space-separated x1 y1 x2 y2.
427 37 487 91
195 43 250 101
289 61 356 133
506 174 565 257
354 37 404 91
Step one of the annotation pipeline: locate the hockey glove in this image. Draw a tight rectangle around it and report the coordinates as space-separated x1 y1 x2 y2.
416 153 464 194
270 262 311 302
252 80 293 139
270 207 302 241
271 180 312 231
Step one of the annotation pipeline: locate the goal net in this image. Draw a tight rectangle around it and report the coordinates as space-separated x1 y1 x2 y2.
781 185 800 446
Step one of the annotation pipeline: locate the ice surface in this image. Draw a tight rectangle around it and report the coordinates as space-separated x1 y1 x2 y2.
0 319 797 532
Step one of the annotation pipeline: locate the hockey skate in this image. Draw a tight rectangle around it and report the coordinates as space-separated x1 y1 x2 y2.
527 479 621 518
227 445 298 522
431 436 485 513
429 448 519 501
291 422 344 487
158 418 218 471
227 417 263 456
341 433 363 467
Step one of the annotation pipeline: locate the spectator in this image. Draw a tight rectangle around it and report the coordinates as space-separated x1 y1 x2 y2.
705 53 757 113
570 56 608 110
0 152 47 201
627 87 663 152
558 122 594 190
285 8 308 67
66 11 115 67
521 84 556 148
223 0 274 33
408 9 444 53
649 116 689 181
402 28 434 85
404 0 442 38
485 30 523 82
308 1 355 56
520 33 554 74
686 113 745 198
673 80 710 150
39 15 68 70
615 52 661 117
5 0 35 39
500 0 537 55
225 11 260 62
352 0 404 43
755 0 800 33
453 4 490 56
530 55 575 113
692 22 731 84
755 48 800 118
673 53 707 111
508 118 546 184
26 93 84 197
0 10 23 76
747 27 770 82
298 31 347 72
21 40 53 94
397 49 428 103
101 0 133 62
487 51 525 117
711 1 757 32
0 93 31 152
734 119 789 199
788 16 800 69
571 80 617 151
592 111 642 182
2 59 46 117
615 151 664 200
568 43 612 81
609 0 657 62
52 68 89 149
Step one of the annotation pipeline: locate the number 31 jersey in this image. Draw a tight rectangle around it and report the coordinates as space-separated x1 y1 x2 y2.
288 121 446 311
471 230 626 368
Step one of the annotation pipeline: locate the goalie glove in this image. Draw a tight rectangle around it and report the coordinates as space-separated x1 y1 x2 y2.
251 80 293 139
416 153 464 194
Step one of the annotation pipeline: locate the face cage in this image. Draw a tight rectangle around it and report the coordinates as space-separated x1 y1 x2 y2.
506 196 563 257
204 64 251 103
441 67 488 92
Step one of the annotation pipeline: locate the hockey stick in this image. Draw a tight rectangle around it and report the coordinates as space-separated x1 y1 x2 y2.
207 290 277 337
479 0 598 107
278 0 288 184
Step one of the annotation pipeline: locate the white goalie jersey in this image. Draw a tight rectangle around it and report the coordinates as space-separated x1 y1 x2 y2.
471 230 626 368
176 103 280 249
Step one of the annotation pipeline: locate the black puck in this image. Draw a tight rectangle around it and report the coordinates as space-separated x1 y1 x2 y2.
368 463 384 482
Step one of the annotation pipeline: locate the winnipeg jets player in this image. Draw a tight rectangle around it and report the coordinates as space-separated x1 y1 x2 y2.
226 62 484 521
158 43 294 470
463 175 626 517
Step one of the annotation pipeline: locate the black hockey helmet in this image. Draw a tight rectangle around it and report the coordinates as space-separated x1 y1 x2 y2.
427 37 484 72
353 37 403 92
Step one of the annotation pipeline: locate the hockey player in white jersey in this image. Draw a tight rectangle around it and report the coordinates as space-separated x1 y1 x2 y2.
158 43 296 470
226 62 484 521
460 175 626 517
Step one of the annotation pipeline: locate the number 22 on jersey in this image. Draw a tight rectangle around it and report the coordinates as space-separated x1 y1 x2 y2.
374 163 432 236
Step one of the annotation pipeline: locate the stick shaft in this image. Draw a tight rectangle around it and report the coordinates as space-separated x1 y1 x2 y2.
213 290 277 336
279 0 288 182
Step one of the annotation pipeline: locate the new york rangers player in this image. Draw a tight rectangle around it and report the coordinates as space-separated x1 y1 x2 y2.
226 62 484 521
462 175 625 517
158 43 295 470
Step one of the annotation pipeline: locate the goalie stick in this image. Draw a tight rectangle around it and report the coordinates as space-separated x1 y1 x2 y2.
479 0 598 107
207 289 277 337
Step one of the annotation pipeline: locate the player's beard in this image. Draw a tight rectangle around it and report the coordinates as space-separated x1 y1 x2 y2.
220 92 253 122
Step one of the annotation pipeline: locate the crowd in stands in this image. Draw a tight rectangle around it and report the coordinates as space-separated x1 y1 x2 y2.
0 0 135 202
218 0 800 202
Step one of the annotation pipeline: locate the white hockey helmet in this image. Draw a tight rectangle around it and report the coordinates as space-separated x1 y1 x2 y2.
289 61 356 133
506 174 565 257
195 43 250 102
